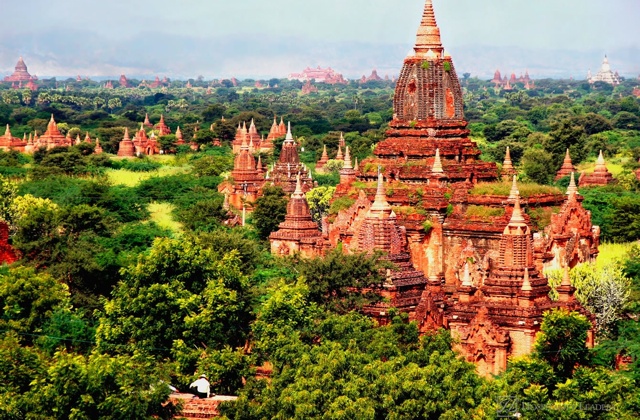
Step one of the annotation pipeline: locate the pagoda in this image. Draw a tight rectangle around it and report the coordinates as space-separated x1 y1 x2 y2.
143 114 153 128
579 151 614 186
352 172 428 322
3 57 35 83
94 138 103 154
232 122 248 154
269 175 326 258
119 75 130 88
175 127 186 146
357 0 497 184
0 125 27 152
501 147 516 181
315 145 330 172
37 115 72 150
154 115 172 136
267 123 314 194
555 149 576 180
588 56 621 86
220 132 265 211
319 0 597 375
446 189 593 376
117 128 135 157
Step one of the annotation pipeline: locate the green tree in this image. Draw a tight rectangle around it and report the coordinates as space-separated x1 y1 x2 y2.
305 186 336 225
534 308 591 379
521 146 555 185
252 186 288 240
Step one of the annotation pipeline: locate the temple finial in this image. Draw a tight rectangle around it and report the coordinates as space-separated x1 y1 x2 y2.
508 175 519 200
343 146 353 170
292 174 304 198
414 0 443 56
561 266 572 287
567 172 579 196
285 122 293 142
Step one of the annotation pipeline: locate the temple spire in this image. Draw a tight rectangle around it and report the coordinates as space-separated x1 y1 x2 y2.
462 262 472 287
567 172 579 196
414 0 443 56
292 174 304 199
596 150 606 168
506 188 527 228
508 175 519 200
561 266 572 288
285 122 294 143
369 169 393 216
343 146 353 170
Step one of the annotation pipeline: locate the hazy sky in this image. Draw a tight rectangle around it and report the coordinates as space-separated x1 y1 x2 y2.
2 0 639 50
1 0 638 78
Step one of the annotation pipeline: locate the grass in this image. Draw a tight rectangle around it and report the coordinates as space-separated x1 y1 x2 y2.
470 182 561 197
148 202 182 234
106 166 191 187
465 205 505 221
576 161 626 177
596 242 635 268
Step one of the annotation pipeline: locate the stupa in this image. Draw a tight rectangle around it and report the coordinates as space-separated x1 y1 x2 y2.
579 151 614 186
270 175 326 257
117 128 135 157
154 115 172 136
588 56 621 86
315 145 330 172
219 131 265 211
353 172 428 322
555 149 576 180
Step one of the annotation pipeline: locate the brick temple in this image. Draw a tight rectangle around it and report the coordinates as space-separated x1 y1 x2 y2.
267 0 597 376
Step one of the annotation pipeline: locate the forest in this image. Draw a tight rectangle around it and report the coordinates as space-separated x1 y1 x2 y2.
1 75 640 419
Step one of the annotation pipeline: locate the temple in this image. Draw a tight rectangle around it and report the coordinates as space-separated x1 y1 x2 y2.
266 0 598 376
232 119 276 154
35 115 73 150
267 123 314 194
269 175 326 257
117 128 135 157
588 56 621 86
218 130 266 211
288 66 348 84
446 189 594 376
491 70 533 90
0 125 27 152
579 151 614 186
556 149 576 180
3 57 37 84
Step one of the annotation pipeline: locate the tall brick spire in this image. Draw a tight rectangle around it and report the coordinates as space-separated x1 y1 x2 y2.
415 0 443 56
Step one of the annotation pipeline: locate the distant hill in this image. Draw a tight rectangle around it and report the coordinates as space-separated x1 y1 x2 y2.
0 30 638 80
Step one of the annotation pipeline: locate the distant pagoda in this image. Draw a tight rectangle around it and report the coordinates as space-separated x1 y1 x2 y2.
4 57 36 83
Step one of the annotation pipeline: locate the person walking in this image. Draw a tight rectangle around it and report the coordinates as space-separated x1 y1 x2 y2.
189 374 210 398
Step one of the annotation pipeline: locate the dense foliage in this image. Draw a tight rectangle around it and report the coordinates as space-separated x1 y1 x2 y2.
1 77 640 418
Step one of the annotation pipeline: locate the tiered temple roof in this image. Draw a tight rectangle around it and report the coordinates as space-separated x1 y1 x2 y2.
357 0 497 184
36 115 72 150
270 176 326 257
446 188 592 376
3 57 36 83
268 122 314 194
